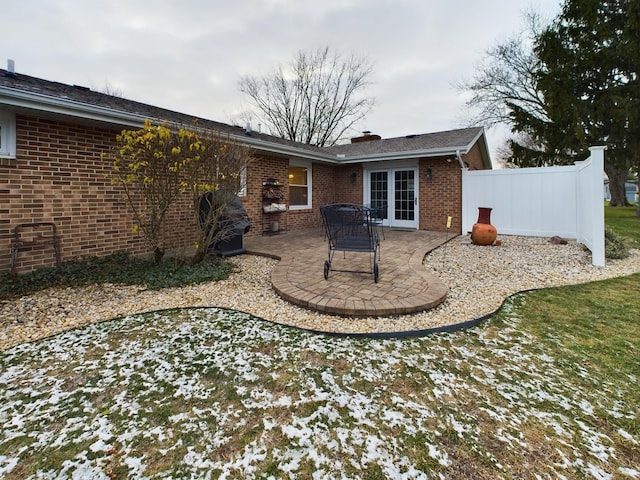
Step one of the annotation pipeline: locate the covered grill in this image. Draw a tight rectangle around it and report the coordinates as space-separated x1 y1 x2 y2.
199 194 251 257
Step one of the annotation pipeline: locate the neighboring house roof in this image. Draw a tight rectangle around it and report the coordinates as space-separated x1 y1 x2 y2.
0 68 491 168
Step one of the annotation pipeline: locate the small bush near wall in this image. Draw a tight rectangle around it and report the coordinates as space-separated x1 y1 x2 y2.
604 228 629 259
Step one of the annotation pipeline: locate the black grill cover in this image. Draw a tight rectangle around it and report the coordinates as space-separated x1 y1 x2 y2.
199 193 251 238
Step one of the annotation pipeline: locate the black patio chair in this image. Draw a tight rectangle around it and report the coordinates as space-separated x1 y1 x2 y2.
367 202 387 240
320 203 355 239
320 203 380 283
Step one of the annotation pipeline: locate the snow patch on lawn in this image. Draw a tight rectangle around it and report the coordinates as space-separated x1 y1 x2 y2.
0 308 636 479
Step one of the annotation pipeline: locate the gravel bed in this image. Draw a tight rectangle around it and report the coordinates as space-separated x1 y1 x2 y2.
1 235 639 351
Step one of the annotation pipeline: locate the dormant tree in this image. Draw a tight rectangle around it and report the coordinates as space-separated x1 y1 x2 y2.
457 12 556 166
458 12 549 131
459 3 639 209
239 46 375 147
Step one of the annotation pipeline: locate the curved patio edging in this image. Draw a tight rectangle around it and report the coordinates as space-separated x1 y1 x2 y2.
271 263 448 317
245 228 452 319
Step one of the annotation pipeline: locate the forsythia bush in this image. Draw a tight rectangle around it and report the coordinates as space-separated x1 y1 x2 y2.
110 120 253 264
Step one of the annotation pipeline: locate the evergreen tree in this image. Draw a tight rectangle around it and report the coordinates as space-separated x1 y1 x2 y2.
515 0 640 208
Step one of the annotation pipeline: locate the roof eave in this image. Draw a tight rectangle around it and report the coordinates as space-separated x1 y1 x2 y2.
0 86 146 128
337 145 474 164
467 127 493 169
0 86 340 163
238 135 339 163
1 85 492 168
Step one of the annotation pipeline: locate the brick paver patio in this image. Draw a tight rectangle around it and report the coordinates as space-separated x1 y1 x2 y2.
245 228 450 316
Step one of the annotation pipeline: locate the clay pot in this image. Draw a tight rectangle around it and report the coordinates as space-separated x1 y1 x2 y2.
471 207 497 245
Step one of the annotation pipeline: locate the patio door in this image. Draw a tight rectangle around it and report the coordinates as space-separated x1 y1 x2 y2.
366 167 418 229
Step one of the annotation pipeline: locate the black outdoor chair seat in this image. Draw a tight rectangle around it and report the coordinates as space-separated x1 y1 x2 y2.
320 203 380 282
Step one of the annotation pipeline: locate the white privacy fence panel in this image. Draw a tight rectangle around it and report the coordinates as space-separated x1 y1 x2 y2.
461 146 606 266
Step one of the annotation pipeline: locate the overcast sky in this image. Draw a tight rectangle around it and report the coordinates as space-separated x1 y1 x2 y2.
3 0 563 156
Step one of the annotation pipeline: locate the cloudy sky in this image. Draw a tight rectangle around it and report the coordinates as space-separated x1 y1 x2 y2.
3 0 562 154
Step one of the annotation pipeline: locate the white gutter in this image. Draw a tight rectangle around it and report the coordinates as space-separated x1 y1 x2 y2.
0 85 484 166
336 145 473 164
0 85 340 163
231 134 339 164
0 86 146 127
456 149 466 169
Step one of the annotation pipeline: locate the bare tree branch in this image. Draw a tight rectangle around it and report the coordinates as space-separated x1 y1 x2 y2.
239 46 375 146
456 11 550 129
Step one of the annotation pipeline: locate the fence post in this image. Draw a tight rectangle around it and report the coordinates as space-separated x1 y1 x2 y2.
589 146 606 266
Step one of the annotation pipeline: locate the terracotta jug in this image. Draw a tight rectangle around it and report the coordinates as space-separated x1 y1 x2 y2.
471 207 497 245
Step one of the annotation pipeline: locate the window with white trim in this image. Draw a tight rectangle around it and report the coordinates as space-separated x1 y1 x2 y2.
288 161 312 209
0 110 16 158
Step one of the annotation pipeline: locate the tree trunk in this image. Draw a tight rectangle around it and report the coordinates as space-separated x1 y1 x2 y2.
190 248 207 266
605 162 631 207
153 247 165 265
635 154 640 217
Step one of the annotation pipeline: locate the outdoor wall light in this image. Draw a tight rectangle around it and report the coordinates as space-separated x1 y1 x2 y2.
424 168 432 180
350 172 357 183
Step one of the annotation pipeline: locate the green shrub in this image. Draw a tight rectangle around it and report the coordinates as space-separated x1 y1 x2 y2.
604 228 629 259
0 252 235 301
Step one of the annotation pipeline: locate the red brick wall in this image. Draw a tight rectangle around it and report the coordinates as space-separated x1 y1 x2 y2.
243 154 288 235
1 114 234 274
1 116 347 273
333 165 364 205
243 159 347 234
1 115 153 274
1 112 485 273
418 157 462 233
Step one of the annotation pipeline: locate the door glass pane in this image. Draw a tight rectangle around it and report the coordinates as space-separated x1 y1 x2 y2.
394 170 415 221
369 171 388 220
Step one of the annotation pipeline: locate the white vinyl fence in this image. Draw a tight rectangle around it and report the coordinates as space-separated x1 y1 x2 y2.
462 146 606 266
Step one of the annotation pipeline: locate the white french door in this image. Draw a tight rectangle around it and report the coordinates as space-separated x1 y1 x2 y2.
366 167 418 229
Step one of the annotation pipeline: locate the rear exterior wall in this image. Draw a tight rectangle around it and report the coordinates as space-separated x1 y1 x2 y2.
1 115 153 274
2 112 478 273
418 157 462 233
242 156 340 235
1 115 345 273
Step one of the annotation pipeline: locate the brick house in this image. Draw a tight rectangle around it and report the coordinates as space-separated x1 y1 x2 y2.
0 68 491 274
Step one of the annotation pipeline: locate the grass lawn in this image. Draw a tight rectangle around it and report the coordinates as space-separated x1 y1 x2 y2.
606 204 640 249
1 274 638 479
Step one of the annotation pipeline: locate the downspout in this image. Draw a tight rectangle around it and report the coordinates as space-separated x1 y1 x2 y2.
455 149 466 170
457 149 470 234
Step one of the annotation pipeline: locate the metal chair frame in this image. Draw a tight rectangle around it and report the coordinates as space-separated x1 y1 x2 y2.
320 203 381 283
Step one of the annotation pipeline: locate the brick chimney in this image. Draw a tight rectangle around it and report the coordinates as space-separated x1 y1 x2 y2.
351 130 381 143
